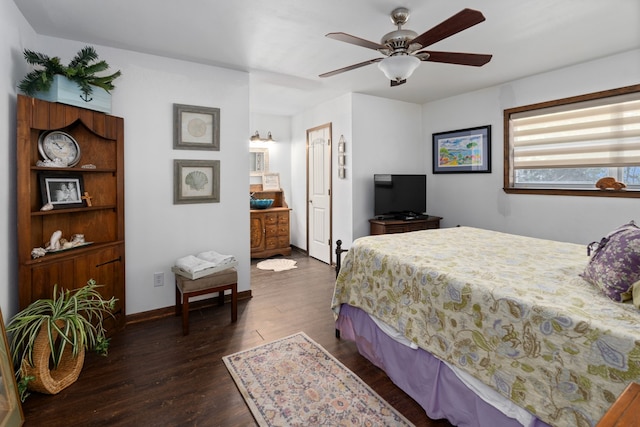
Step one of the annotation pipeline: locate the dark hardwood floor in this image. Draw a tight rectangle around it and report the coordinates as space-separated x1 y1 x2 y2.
21 250 453 426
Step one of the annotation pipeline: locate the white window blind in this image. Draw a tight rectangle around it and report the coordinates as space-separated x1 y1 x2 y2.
510 92 640 170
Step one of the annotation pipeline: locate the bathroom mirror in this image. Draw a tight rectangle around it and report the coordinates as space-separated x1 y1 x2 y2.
250 147 269 176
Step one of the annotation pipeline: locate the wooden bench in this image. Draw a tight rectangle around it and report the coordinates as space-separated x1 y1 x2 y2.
174 267 237 335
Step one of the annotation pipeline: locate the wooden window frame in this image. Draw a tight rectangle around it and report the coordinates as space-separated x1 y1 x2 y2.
503 84 640 198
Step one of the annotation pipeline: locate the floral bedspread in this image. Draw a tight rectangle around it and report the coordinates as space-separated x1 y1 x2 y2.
331 227 640 427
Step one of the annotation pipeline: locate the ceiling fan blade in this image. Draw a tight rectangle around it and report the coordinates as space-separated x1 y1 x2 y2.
319 58 382 78
325 32 387 51
390 79 407 87
418 51 492 67
411 8 486 49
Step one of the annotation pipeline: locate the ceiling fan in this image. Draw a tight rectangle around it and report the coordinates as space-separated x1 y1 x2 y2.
319 7 492 87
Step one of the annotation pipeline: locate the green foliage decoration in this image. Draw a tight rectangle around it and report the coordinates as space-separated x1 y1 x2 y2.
18 46 122 100
7 279 117 401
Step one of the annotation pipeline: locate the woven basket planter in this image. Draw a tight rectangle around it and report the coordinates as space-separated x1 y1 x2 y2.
21 322 85 395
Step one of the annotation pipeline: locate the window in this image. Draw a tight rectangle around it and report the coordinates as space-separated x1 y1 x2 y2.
504 84 640 197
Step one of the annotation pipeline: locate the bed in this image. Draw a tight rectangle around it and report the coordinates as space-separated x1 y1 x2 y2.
331 226 640 427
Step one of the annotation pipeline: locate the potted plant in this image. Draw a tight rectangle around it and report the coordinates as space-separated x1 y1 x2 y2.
7 279 116 401
18 46 121 113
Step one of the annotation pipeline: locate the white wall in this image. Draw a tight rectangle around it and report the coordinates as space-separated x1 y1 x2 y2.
8 34 251 316
290 93 424 252
424 49 640 244
249 113 292 207
1 1 37 320
352 94 423 240
290 93 352 253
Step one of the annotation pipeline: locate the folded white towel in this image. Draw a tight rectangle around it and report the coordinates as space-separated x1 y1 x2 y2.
196 250 235 266
175 255 215 274
173 250 239 280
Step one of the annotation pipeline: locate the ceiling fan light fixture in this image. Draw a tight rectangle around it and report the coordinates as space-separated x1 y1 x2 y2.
378 55 420 83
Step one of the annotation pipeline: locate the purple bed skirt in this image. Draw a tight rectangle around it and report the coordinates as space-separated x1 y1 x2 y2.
336 304 551 427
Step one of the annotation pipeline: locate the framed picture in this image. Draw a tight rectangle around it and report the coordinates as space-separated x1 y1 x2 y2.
39 172 85 209
250 147 269 176
432 125 491 174
0 308 25 427
173 104 220 151
262 173 280 191
174 159 220 204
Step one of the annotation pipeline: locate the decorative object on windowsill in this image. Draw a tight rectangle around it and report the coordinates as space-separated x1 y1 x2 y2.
338 135 346 179
250 131 275 143
7 279 116 401
18 46 121 114
596 177 626 191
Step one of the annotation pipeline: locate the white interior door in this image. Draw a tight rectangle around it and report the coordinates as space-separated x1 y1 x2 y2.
307 124 331 264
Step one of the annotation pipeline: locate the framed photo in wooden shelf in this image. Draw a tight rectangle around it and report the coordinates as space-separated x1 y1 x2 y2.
39 172 85 209
173 104 220 151
0 308 25 426
174 159 220 204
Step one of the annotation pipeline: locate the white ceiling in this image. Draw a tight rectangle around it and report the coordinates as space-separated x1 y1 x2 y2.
13 0 640 116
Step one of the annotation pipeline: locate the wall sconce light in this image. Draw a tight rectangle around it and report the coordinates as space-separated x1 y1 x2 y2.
250 131 275 142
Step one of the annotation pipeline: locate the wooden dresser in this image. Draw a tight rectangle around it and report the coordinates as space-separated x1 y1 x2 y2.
369 216 442 235
250 185 291 258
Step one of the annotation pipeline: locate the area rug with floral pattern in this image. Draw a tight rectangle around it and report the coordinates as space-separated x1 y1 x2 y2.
222 332 414 426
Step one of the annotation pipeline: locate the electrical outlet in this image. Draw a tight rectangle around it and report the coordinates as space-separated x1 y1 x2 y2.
153 272 164 287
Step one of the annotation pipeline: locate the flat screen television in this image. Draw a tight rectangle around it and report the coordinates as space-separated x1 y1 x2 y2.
374 174 427 219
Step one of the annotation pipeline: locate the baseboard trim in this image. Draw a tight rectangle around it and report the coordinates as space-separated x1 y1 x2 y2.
290 245 307 255
125 289 252 326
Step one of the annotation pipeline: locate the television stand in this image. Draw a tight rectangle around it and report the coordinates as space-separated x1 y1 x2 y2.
369 216 442 235
394 213 428 221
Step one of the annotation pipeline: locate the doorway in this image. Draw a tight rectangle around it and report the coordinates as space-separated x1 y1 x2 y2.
306 123 332 264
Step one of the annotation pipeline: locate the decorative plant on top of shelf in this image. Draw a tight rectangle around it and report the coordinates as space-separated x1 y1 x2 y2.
18 46 122 101
7 279 117 401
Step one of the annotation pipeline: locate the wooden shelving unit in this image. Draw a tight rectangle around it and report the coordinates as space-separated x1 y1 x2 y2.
16 95 126 333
